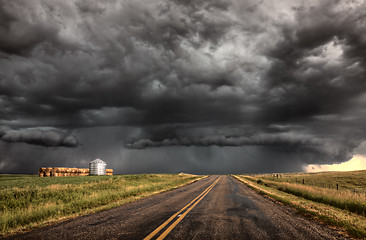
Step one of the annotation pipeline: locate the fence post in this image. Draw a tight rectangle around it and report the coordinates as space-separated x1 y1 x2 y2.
336 184 338 190
302 179 305 184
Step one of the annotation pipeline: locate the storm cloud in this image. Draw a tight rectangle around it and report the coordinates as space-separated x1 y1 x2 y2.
0 126 78 147
0 0 366 174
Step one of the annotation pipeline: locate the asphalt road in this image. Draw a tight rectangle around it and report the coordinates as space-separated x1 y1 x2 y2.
4 176 349 240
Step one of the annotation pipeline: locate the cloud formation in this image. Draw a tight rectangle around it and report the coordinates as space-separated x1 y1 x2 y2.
0 126 78 147
0 0 366 173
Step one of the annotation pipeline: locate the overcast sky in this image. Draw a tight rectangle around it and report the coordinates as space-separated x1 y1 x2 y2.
1 0 366 174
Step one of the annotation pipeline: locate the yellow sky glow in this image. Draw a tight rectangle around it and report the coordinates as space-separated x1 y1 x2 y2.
303 154 366 173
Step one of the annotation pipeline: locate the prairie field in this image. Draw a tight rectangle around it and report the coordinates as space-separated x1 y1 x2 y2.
259 170 366 194
0 174 203 237
234 170 366 238
256 170 366 216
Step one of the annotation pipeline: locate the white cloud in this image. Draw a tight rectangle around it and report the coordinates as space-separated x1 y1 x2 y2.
303 154 366 172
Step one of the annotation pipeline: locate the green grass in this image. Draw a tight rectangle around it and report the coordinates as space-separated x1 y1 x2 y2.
0 174 204 237
0 174 116 190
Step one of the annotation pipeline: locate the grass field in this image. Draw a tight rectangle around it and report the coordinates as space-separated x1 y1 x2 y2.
258 170 366 194
234 170 366 238
0 174 204 237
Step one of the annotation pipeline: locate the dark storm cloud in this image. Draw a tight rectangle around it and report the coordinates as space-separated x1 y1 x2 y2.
126 127 357 164
264 1 366 122
0 0 366 173
0 126 78 147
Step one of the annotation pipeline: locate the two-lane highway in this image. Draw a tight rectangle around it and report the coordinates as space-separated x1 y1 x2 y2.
144 176 221 240
3 176 348 240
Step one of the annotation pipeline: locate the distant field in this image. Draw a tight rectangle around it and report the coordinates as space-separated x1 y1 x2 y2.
234 170 366 238
0 174 204 237
258 170 366 194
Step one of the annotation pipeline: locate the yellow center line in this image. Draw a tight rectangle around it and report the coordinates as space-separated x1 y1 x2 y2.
156 177 220 240
143 177 221 240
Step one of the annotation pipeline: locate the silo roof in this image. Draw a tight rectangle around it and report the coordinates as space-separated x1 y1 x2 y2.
90 158 106 164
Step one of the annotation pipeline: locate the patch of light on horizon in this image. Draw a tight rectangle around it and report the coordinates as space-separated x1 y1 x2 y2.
303 154 366 173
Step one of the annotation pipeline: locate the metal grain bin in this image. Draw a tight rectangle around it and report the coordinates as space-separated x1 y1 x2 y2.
89 158 107 175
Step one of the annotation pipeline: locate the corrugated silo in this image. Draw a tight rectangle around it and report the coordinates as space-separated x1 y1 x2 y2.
89 158 107 175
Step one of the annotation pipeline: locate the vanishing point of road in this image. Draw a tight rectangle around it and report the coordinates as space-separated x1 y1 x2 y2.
4 176 349 240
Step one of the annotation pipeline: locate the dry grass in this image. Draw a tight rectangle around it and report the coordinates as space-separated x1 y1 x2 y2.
254 171 366 216
258 170 366 194
272 181 366 215
234 175 366 238
178 172 199 177
0 174 205 237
